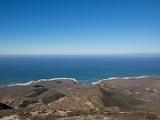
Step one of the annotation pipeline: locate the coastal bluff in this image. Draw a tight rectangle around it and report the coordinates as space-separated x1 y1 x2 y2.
0 77 160 120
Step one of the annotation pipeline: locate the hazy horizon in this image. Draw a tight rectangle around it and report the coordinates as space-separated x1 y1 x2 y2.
1 53 160 57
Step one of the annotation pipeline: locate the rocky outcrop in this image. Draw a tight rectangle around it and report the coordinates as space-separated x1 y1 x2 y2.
18 99 38 108
48 96 95 111
0 115 21 120
1 97 17 107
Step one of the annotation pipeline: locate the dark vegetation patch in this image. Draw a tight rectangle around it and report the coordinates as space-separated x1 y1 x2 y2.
26 88 48 97
55 81 62 84
0 103 13 110
33 85 44 88
42 92 65 104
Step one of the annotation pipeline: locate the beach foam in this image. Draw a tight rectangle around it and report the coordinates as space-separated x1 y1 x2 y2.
92 76 148 85
3 77 78 87
0 76 150 87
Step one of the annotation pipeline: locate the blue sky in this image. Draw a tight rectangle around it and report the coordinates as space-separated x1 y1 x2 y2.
0 0 160 55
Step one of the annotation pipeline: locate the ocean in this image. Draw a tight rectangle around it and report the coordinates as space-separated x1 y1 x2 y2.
0 55 160 86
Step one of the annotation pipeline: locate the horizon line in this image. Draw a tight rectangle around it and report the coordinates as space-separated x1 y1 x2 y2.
0 53 160 56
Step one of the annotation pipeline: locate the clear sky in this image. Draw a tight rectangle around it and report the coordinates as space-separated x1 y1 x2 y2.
0 0 160 55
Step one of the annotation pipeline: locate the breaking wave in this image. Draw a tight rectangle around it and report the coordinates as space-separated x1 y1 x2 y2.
92 76 148 85
0 75 150 87
3 77 78 87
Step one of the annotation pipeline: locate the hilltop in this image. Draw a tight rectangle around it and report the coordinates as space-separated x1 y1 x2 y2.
0 77 160 120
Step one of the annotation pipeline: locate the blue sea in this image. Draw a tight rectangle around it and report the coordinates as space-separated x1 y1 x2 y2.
0 55 160 86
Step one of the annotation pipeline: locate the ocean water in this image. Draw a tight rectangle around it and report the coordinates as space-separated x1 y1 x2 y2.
0 55 160 86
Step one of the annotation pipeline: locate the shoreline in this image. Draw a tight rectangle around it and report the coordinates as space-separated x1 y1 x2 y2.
1 75 159 87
